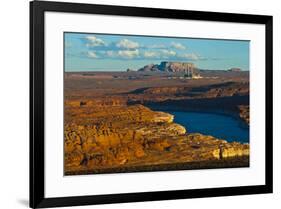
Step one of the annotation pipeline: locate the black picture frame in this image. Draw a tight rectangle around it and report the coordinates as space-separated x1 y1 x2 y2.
30 1 273 208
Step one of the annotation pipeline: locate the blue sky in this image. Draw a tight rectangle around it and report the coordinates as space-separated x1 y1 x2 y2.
64 32 249 72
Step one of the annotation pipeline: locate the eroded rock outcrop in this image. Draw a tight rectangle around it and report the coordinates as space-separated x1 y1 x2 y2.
137 61 200 76
239 105 249 124
64 104 249 174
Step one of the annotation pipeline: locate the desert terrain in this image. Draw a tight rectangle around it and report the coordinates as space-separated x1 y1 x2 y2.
64 66 250 175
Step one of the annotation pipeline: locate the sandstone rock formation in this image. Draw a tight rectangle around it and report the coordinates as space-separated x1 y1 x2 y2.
137 61 200 76
239 105 249 124
158 61 195 73
137 64 159 72
64 103 249 174
64 71 250 175
126 82 249 119
228 68 242 72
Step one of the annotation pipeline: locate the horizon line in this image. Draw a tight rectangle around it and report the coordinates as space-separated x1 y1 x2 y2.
64 68 250 72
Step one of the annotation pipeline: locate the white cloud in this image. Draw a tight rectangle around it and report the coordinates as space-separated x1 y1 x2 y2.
117 49 139 59
171 42 186 50
148 44 167 49
143 51 159 58
161 49 177 57
85 36 106 47
105 50 115 57
84 48 204 61
86 51 99 58
116 39 139 49
178 53 200 60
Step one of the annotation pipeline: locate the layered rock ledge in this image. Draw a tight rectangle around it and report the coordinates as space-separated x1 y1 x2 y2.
64 104 249 175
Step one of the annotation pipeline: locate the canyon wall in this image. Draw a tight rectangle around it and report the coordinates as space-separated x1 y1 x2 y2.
64 104 249 174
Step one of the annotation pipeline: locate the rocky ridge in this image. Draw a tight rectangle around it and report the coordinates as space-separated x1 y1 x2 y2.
64 104 249 174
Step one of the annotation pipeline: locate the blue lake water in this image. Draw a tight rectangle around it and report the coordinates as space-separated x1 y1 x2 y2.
167 111 249 143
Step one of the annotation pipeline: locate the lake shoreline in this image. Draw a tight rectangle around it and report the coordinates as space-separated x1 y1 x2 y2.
147 104 242 121
147 104 249 143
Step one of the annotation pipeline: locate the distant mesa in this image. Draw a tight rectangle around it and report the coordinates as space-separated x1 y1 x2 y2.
228 68 242 72
138 64 160 72
126 68 135 72
137 61 201 78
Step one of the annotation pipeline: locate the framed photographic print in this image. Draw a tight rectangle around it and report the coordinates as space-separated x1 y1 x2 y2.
30 0 273 208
